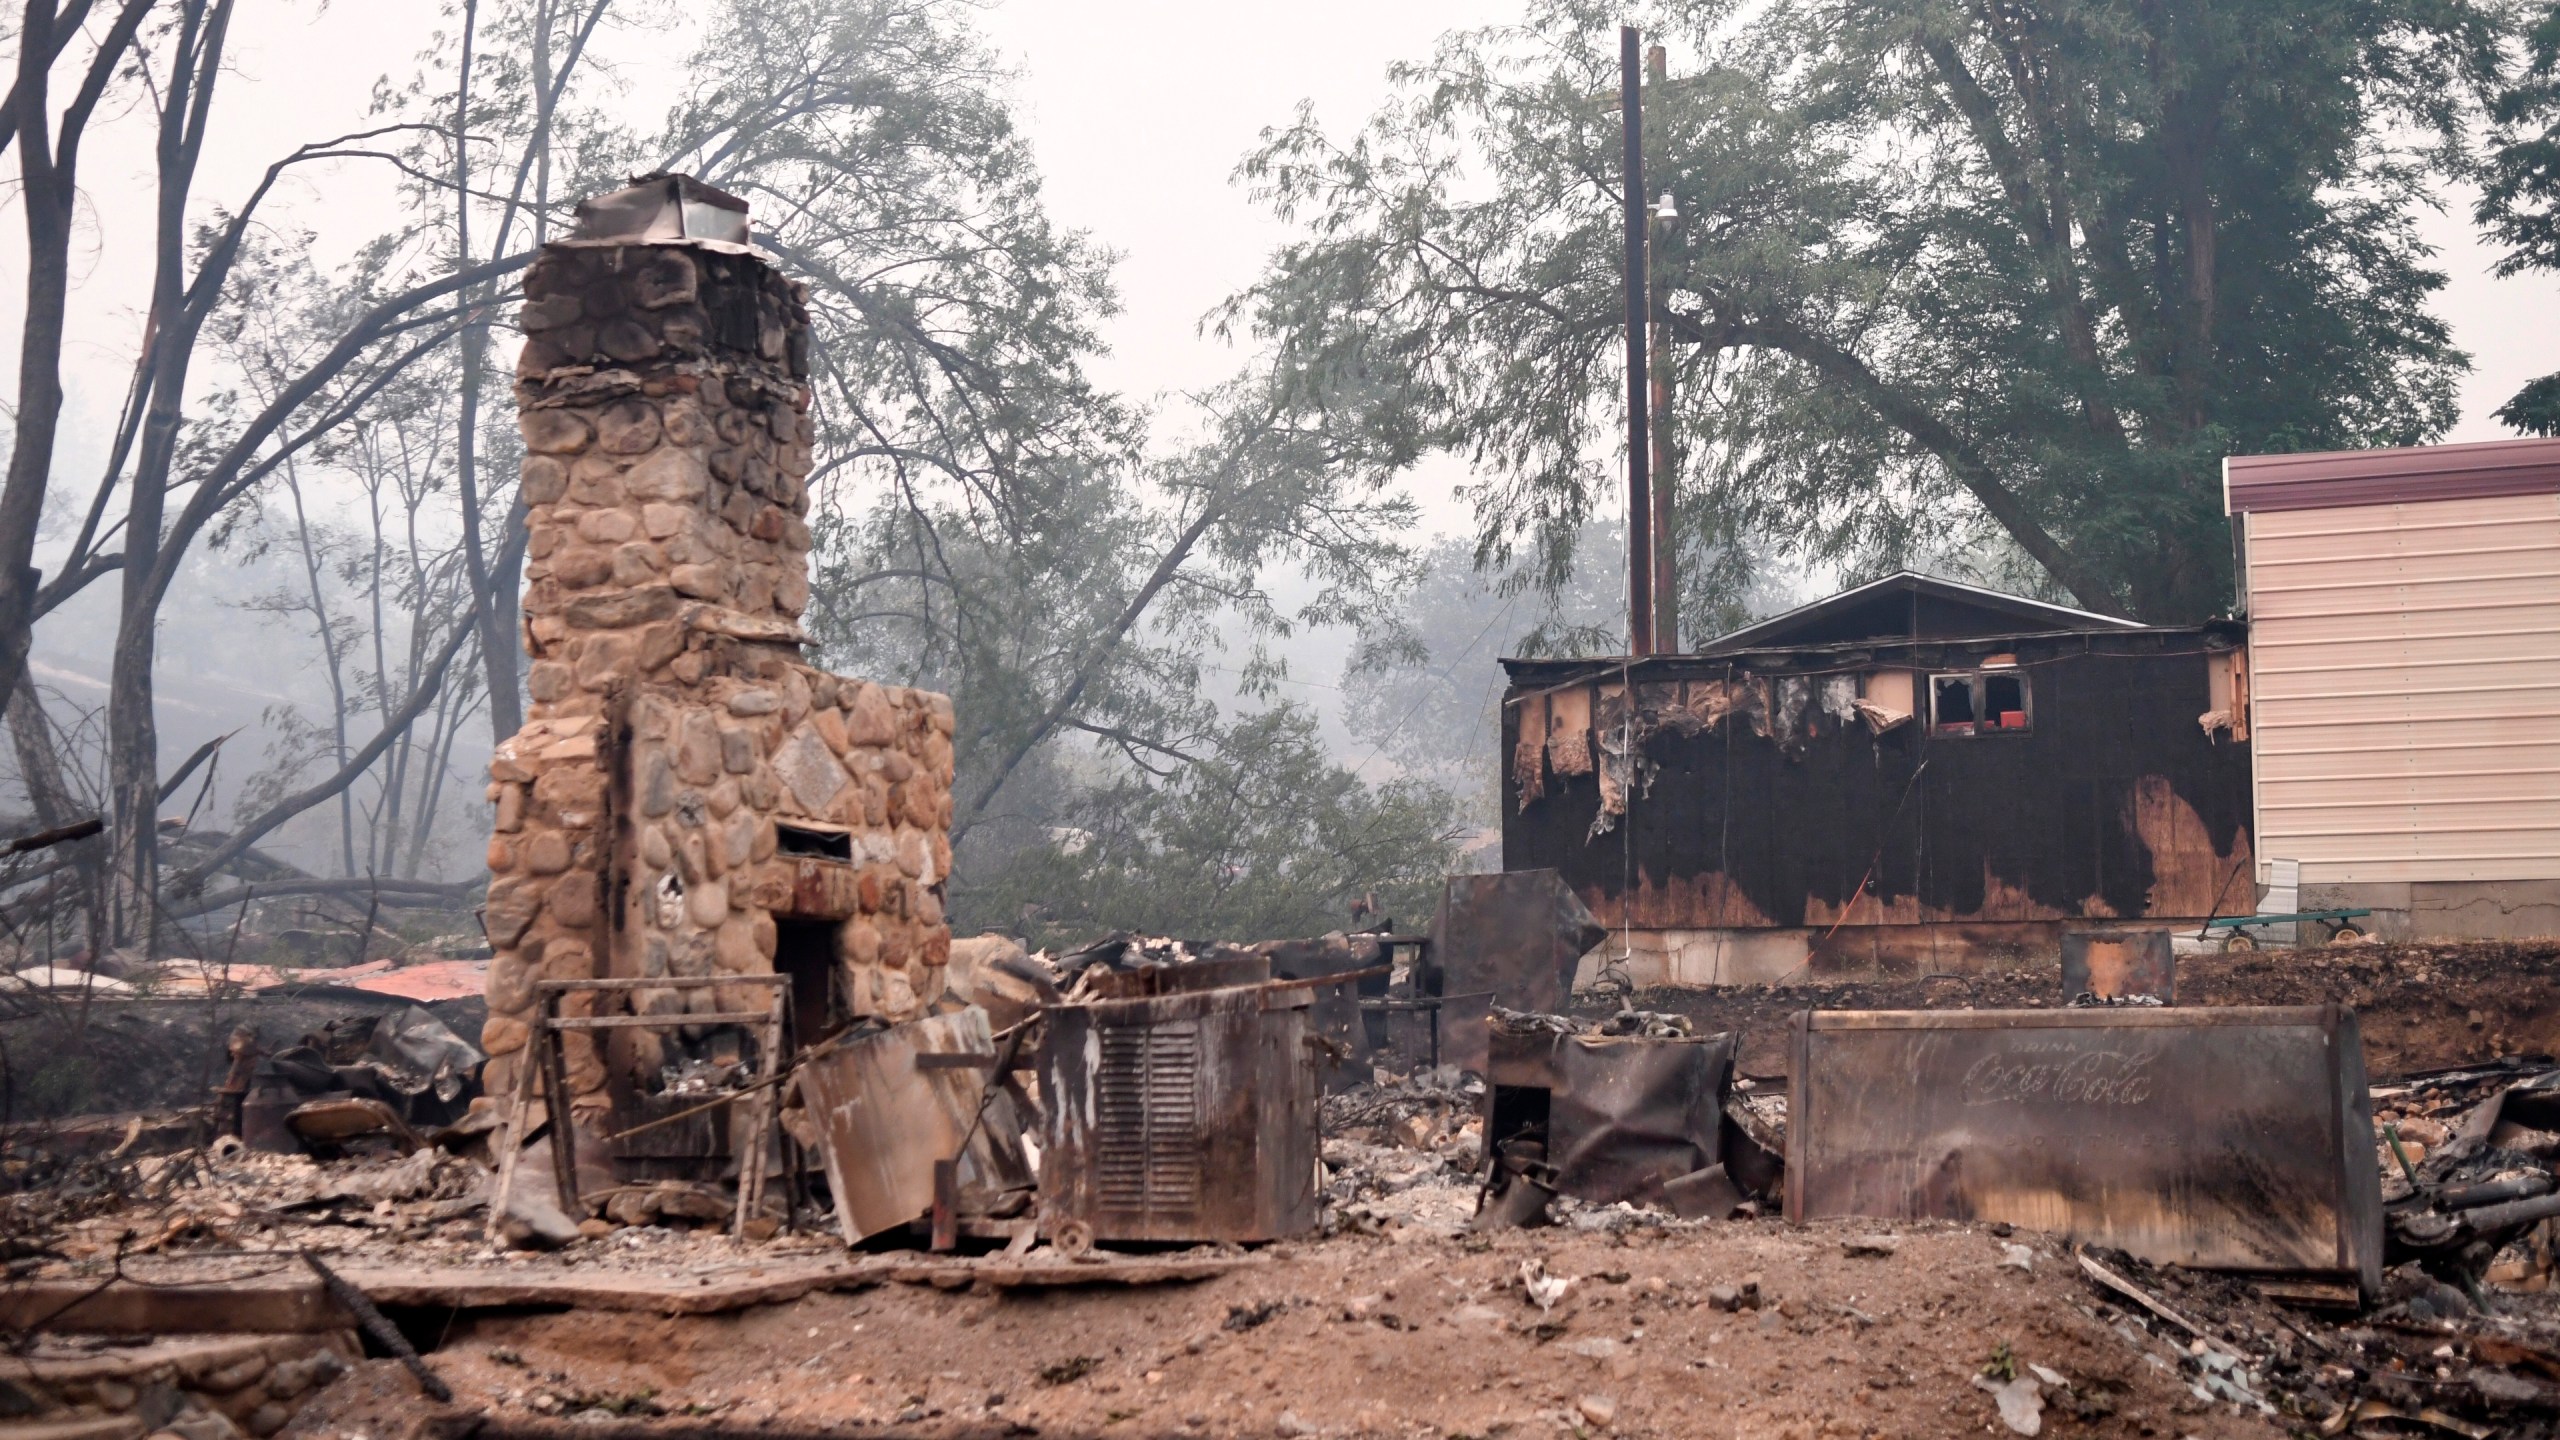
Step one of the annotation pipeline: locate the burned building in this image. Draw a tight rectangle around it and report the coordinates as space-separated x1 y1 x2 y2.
480 178 955 1182
1500 573 2255 984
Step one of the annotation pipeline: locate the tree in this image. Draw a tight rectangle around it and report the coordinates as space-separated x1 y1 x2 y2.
809 364 1424 868
2481 0 2560 435
953 705 1461 947
1231 0 2502 623
4 0 1460 961
1340 522 1792 831
2 0 1158 948
0 0 156 774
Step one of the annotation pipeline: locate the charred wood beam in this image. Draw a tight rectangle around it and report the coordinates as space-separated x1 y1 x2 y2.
0 736 233 900
163 876 481 922
298 1251 449 1403
2 816 100 855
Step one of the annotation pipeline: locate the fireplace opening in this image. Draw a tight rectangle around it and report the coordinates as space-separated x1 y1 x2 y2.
774 919 840 1049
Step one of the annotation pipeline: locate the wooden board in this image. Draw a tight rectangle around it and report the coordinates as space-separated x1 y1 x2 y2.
0 1274 346 1335
334 1261 880 1314
0 1249 1248 1333
886 1254 1260 1290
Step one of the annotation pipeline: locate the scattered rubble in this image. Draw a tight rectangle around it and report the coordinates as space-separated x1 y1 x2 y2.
10 926 2560 1437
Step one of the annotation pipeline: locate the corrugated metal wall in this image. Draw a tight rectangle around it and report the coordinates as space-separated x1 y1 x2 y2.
2245 491 2560 884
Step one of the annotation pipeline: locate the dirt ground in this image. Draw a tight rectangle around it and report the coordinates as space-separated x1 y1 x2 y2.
282 1221 2274 1440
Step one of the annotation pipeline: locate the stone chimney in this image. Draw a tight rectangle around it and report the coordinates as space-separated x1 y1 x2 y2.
482 177 955 1135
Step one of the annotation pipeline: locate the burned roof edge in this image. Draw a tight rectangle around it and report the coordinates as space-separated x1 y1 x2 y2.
1693 570 2142 654
1499 619 2242 688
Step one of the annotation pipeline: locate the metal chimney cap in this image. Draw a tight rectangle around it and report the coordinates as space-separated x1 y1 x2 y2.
572 173 752 246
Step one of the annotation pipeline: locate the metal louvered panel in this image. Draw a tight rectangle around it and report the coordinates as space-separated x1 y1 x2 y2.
1039 979 1320 1246
1093 1023 1203 1224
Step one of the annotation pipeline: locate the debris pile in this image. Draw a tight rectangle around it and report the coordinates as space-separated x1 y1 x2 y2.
1322 1065 1481 1153
2067 1239 2560 1436
14 900 2560 1439
2379 1061 2560 1297
1475 1004 1753 1231
237 1004 483 1153
1321 1066 1484 1234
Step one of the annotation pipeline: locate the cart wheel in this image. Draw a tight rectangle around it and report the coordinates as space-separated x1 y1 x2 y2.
2328 924 2366 945
2221 931 2258 954
1052 1219 1095 1260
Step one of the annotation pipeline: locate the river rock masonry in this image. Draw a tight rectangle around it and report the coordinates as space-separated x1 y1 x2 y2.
481 183 955 1135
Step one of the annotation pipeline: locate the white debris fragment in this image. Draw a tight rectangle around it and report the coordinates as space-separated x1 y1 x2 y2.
1972 1373 2045 1436
2000 1243 2035 1273
1521 1259 1572 1313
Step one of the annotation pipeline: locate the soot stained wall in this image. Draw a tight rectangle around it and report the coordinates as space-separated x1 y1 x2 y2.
1500 631 2254 931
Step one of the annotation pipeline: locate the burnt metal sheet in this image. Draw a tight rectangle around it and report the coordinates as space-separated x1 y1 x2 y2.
1040 982 1319 1246
1437 990 1495 1075
1486 1021 1737 1206
1786 1006 2382 1293
1258 936 1385 1090
797 1008 1033 1244
2061 925 2175 1003
1435 870 1606 1015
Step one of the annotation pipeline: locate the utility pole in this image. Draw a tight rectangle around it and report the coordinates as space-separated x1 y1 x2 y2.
1619 24 1654 657
1645 42 1679 654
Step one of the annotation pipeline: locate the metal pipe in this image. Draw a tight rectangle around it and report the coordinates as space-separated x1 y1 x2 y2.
1620 24 1654 658
2461 1187 2560 1234
1645 41 1677 655
2441 1172 2557 1211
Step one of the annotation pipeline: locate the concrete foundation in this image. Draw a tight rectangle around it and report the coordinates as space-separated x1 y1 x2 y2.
2302 881 2560 943
1576 923 2074 989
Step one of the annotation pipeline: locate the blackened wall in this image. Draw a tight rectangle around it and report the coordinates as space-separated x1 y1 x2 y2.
1500 629 2254 930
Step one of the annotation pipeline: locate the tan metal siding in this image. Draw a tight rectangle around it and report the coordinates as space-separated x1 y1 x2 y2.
2245 491 2560 884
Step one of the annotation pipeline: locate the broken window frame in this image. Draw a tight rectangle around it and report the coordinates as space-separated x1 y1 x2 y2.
1928 668 2033 738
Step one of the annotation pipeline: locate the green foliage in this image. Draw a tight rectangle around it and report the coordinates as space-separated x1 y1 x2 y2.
667 0 1136 509
2481 1 2560 433
1339 526 1795 831
1230 0 2501 622
1982 1341 2019 1382
2482 0 2560 277
951 706 1461 948
808 364 1429 918
2496 372 2560 435
667 1 1445 939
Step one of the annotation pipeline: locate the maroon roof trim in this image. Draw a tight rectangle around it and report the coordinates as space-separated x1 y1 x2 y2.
2224 437 2560 514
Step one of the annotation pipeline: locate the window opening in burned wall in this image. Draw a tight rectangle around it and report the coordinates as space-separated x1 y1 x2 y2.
1930 665 2032 737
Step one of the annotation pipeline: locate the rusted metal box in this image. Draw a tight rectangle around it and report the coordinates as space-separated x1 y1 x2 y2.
1039 964 1319 1246
1486 1019 1737 1206
1787 1005 2382 1294
2060 924 2174 1003
1434 869 1606 1016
